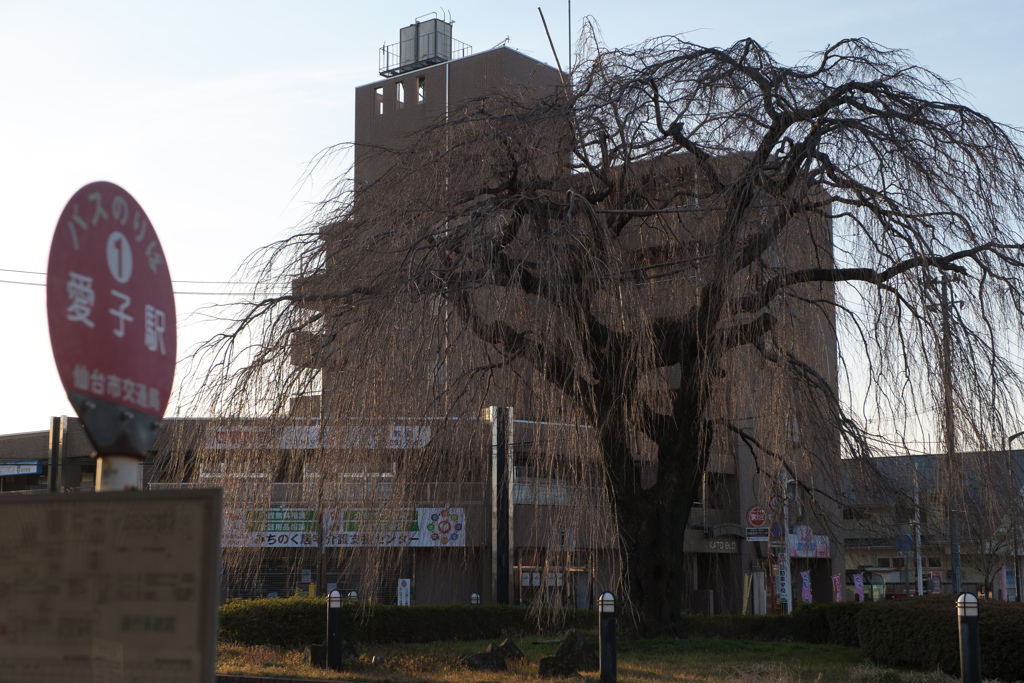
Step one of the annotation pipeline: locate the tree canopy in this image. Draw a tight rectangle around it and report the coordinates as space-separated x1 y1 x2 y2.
180 29 1024 634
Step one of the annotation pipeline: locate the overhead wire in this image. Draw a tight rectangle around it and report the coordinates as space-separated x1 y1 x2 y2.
0 267 286 296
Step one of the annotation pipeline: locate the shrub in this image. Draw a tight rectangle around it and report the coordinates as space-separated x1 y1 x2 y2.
820 602 864 647
679 603 863 646
219 597 595 648
856 595 1024 681
679 613 798 641
788 602 865 646
220 596 325 648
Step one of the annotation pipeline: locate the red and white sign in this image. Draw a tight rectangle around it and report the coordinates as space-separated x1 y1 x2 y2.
747 505 767 527
47 182 176 419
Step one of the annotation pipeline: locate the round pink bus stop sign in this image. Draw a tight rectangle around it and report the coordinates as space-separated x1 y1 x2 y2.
47 181 175 457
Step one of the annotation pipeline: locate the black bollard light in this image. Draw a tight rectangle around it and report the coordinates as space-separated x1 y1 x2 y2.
327 589 343 671
957 592 982 683
598 592 617 683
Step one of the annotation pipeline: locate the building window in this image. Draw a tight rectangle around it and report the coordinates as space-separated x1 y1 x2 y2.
426 359 445 386
876 557 891 568
927 557 943 567
396 81 405 109
417 76 425 103
375 87 384 115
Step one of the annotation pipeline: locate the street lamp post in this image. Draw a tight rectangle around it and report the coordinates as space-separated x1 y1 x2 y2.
957 592 982 683
598 592 616 683
327 589 343 671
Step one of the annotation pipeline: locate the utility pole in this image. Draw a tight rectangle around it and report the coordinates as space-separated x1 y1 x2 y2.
1007 430 1024 601
781 470 794 614
914 461 924 596
940 274 963 594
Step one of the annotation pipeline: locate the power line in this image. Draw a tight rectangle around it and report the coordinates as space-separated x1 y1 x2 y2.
0 267 269 287
0 268 44 276
0 279 44 287
0 278 284 297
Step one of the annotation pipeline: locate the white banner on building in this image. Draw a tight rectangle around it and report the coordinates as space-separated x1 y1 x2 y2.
209 424 431 451
222 506 464 548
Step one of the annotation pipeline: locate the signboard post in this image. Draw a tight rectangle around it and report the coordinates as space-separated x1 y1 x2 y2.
47 182 176 490
777 552 789 607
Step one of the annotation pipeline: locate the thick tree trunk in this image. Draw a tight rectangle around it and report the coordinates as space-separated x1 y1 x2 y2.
603 416 707 636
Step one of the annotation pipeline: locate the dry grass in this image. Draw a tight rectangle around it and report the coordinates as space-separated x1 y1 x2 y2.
216 637 971 683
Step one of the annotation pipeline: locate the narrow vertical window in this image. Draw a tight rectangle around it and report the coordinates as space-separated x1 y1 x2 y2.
396 81 405 109
375 87 384 115
417 76 425 103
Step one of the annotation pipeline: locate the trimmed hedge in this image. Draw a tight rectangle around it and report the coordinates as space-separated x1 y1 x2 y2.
819 602 864 647
219 597 595 648
679 613 798 641
679 602 864 646
857 595 1024 681
220 596 1024 681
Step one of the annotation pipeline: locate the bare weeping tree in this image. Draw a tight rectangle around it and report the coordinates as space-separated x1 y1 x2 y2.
176 30 1024 634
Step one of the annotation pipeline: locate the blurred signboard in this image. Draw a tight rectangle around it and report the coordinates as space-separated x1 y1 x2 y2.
0 489 221 682
0 462 42 477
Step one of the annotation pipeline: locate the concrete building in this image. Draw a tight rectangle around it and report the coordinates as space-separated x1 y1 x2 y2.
842 450 1024 601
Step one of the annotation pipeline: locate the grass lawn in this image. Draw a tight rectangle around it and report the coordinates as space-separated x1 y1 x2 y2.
217 636 960 682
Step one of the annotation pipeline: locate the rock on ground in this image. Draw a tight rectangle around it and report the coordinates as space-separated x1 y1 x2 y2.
538 655 581 678
553 629 599 671
459 650 508 671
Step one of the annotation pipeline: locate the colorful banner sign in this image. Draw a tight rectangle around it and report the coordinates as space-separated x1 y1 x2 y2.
853 573 865 602
800 570 812 603
788 526 830 558
223 506 464 548
831 574 843 602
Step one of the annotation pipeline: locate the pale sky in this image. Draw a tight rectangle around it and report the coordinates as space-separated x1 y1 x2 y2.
1 0 1022 436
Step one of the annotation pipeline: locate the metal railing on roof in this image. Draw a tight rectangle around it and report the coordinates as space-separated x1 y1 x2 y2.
379 35 471 77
